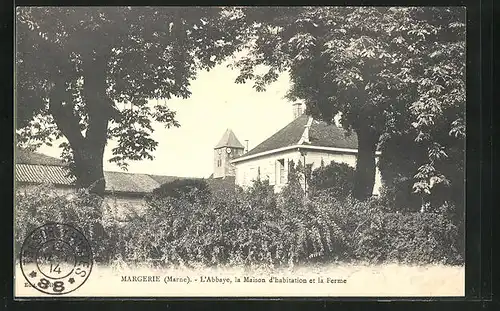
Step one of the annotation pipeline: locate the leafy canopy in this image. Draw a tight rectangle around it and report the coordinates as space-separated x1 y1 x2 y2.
16 7 248 170
231 7 465 199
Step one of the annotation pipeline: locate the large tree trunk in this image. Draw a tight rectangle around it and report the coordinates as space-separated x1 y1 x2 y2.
75 53 112 197
72 141 106 196
48 50 112 198
352 126 379 201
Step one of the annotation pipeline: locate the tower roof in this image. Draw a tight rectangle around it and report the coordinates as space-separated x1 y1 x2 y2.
215 129 245 149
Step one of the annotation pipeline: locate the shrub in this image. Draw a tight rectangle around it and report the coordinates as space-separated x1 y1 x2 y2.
308 161 355 198
323 193 462 265
15 183 463 269
244 178 277 211
353 210 463 265
276 164 348 265
15 185 119 263
377 177 422 212
121 166 463 268
120 187 288 269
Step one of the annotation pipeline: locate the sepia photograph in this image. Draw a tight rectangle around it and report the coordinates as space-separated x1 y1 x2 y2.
14 6 466 297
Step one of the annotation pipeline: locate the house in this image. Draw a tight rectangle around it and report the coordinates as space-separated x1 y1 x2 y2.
214 103 383 195
15 149 185 219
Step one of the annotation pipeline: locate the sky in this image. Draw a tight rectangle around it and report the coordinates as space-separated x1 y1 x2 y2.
37 60 296 178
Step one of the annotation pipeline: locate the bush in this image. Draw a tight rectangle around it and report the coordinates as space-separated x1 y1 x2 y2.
308 161 355 198
277 164 348 264
377 177 422 212
15 185 119 263
353 210 463 265
121 184 296 269
122 162 463 269
316 193 463 265
149 178 211 204
14 183 464 269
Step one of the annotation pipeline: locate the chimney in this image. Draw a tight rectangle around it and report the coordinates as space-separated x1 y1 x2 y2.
293 102 304 119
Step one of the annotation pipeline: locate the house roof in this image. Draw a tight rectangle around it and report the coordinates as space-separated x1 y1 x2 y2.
15 150 184 194
241 115 358 158
16 149 68 166
214 129 245 149
16 164 75 185
103 171 164 194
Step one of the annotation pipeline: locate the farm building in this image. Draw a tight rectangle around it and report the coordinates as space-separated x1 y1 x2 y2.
15 148 185 219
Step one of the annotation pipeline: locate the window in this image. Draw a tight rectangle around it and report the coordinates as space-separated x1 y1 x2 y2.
278 159 286 184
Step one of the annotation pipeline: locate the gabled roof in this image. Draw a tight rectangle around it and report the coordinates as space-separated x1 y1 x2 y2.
241 115 358 158
16 164 75 185
103 171 164 194
16 149 68 166
214 129 245 149
308 118 358 149
15 150 185 194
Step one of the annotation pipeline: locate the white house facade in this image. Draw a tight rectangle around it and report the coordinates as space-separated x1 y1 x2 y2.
223 105 383 195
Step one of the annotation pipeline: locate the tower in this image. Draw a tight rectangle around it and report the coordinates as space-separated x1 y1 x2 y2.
213 129 245 179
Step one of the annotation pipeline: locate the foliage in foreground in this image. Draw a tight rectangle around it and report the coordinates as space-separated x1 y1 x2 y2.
148 178 211 204
308 160 355 199
15 184 463 269
14 185 119 262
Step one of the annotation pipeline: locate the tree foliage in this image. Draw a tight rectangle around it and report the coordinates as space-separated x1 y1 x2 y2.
232 7 465 202
16 7 248 195
309 161 355 199
150 178 211 204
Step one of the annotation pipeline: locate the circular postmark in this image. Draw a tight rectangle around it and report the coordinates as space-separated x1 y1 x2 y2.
20 223 93 295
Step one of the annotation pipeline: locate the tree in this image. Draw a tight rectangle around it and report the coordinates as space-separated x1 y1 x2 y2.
16 7 248 195
149 178 211 204
309 161 355 199
231 7 465 201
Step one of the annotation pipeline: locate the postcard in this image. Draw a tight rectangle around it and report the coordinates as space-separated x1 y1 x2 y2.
14 6 466 298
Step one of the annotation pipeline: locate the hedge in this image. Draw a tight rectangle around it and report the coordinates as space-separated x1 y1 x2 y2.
14 184 464 269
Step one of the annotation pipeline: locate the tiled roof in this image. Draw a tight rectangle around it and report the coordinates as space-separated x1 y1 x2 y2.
243 115 310 157
103 171 162 194
308 119 358 149
16 149 68 166
15 151 185 194
16 164 75 185
214 129 245 149
241 115 358 158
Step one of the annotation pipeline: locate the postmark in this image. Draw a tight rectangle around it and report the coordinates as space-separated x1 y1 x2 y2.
20 223 93 295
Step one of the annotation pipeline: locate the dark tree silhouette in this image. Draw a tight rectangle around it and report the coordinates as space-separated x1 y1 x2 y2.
16 7 248 195
231 7 465 201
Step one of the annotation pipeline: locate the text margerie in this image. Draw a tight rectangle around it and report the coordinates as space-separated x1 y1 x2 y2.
121 275 161 282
